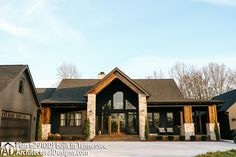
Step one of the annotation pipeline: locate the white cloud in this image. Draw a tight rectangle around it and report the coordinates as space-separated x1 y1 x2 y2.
195 0 236 7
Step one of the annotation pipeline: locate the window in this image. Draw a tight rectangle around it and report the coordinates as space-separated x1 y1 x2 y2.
113 91 123 109
60 112 82 127
75 113 82 126
102 100 111 110
153 113 160 127
125 100 136 110
167 112 173 127
60 114 66 126
18 79 25 94
148 112 160 127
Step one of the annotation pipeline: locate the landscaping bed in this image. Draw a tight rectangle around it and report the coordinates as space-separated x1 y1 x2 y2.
195 149 236 157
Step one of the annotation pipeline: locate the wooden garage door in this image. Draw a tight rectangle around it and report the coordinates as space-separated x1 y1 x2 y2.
0 111 31 142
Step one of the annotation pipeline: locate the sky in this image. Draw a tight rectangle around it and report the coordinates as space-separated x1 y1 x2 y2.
0 0 236 87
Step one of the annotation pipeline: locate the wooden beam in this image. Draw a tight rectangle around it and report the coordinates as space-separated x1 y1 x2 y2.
90 73 117 94
41 107 51 124
184 106 193 123
208 105 217 123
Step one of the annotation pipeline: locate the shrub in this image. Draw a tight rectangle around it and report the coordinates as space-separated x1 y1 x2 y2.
36 113 42 140
190 135 196 141
72 136 80 141
48 134 55 141
61 136 71 141
84 118 90 140
156 135 163 141
179 135 185 141
214 119 220 141
168 135 174 141
145 118 150 141
234 136 236 144
201 135 208 141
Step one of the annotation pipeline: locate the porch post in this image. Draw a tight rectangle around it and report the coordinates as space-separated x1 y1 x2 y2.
139 94 147 140
206 105 219 140
183 106 195 140
41 107 51 140
87 94 96 140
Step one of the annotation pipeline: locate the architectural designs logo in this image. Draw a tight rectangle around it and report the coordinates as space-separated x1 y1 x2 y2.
0 142 16 156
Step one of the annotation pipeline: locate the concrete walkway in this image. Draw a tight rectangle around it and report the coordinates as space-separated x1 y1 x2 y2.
88 141 236 157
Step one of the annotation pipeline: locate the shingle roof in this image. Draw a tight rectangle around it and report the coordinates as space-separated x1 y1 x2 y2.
212 89 236 112
36 88 56 101
39 78 185 104
0 65 27 93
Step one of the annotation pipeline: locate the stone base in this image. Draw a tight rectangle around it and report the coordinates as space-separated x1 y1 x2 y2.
206 123 220 141
184 123 195 140
42 124 51 140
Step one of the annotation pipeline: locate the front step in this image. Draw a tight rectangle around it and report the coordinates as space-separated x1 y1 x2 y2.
93 135 140 141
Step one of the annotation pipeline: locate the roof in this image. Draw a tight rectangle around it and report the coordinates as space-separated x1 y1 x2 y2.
212 89 236 112
0 65 41 108
39 78 185 104
87 67 150 96
36 88 56 101
0 65 27 93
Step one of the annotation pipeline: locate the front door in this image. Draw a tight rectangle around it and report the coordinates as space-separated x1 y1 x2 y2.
111 113 126 134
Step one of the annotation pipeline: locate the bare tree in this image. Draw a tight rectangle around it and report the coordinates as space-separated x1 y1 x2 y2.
146 70 164 79
57 63 80 81
170 62 236 100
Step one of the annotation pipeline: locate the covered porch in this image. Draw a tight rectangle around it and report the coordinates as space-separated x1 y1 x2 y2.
147 100 222 140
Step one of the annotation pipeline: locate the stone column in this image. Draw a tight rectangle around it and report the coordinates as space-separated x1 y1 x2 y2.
139 94 147 140
87 94 96 140
207 105 220 140
41 107 51 140
183 106 195 140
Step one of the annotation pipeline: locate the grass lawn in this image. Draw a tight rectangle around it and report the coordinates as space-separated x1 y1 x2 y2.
196 149 236 157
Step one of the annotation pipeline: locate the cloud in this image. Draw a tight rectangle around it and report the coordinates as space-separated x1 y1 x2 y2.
195 0 236 7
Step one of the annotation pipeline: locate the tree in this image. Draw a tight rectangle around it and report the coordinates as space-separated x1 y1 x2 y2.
57 63 80 82
146 70 164 79
170 62 236 100
84 118 90 140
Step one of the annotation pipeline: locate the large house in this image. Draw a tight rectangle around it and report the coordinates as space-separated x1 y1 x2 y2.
37 67 222 141
0 65 41 142
212 90 236 139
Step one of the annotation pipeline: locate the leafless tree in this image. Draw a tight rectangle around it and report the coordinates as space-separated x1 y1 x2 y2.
146 70 164 79
170 62 236 100
57 63 80 81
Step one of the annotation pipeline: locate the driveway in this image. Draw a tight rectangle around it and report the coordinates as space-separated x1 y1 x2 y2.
88 141 236 157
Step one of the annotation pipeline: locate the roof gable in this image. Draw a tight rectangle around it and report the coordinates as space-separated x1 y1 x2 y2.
0 65 41 108
87 67 150 96
212 89 236 112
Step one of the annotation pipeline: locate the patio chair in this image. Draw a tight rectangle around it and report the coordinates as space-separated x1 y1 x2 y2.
158 127 166 135
166 127 174 135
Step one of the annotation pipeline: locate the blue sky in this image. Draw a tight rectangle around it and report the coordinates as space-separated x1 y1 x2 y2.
0 0 236 87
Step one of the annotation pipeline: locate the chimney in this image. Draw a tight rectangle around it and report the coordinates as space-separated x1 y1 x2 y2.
98 72 105 79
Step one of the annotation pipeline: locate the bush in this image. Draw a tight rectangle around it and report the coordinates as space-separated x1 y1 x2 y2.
201 135 208 141
72 136 80 141
214 119 220 140
36 113 42 140
168 135 174 141
156 135 163 141
179 135 185 141
48 134 55 141
84 118 90 140
145 118 150 141
234 136 236 144
61 136 71 141
190 135 196 141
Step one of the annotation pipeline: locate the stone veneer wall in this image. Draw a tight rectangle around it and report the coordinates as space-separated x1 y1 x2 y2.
184 123 195 140
139 94 147 140
41 124 51 140
206 123 220 141
87 94 96 140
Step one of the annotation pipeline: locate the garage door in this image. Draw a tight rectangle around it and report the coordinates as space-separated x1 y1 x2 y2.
0 111 31 142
